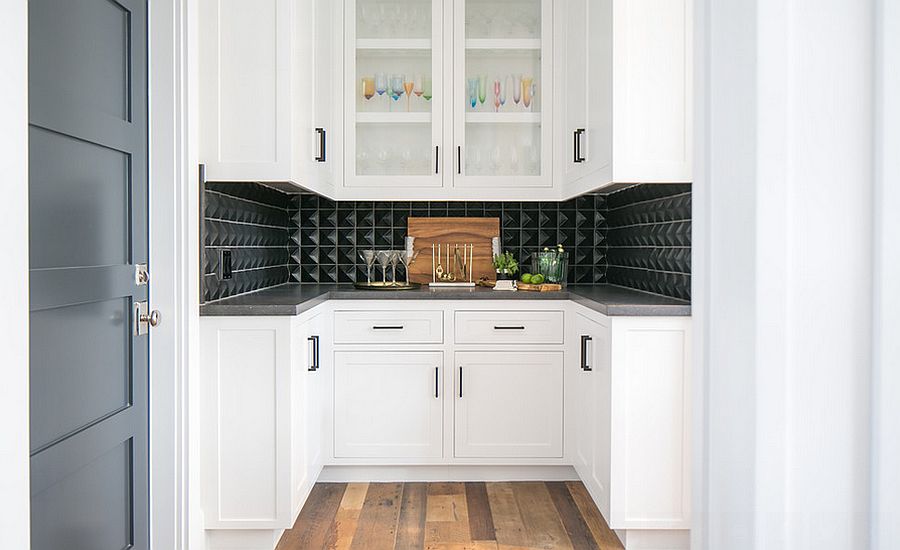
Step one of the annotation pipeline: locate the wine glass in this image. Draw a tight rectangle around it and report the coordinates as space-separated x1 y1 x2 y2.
376 250 392 283
509 144 519 174
491 145 503 173
357 145 370 174
513 74 522 107
403 75 415 112
414 74 424 106
359 250 376 283
467 78 478 109
522 76 534 110
362 76 375 101
500 76 510 111
375 72 388 108
423 76 432 101
478 75 488 107
493 79 501 112
390 74 404 106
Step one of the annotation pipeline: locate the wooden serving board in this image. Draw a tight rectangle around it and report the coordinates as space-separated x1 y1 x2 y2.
406 217 500 284
517 282 563 292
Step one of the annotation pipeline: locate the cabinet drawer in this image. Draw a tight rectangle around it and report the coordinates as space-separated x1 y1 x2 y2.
333 311 443 344
454 311 565 344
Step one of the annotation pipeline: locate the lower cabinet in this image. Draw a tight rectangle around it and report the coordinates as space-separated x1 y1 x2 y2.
333 351 444 459
454 351 564 459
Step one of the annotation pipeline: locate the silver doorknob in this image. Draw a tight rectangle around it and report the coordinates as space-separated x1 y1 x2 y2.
141 310 161 327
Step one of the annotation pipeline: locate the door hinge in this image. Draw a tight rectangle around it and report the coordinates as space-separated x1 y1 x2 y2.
135 264 149 285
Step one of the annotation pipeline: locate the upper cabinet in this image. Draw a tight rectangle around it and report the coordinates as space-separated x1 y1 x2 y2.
200 0 692 200
559 0 693 196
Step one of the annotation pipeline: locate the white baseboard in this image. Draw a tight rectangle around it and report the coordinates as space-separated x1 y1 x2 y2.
616 529 690 550
205 529 283 550
317 464 579 483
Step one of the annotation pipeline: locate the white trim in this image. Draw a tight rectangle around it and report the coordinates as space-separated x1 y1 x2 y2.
0 1 30 549
149 0 197 548
317 464 579 483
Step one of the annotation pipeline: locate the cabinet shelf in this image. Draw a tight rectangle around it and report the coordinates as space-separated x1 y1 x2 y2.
465 112 541 124
357 112 432 124
465 38 542 50
357 38 431 50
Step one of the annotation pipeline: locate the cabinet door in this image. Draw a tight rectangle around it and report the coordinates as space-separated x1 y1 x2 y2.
334 351 443 458
454 351 563 458
304 313 330 475
559 0 613 194
290 321 311 512
199 0 292 181
573 313 612 520
344 0 446 189
452 0 554 189
611 0 692 183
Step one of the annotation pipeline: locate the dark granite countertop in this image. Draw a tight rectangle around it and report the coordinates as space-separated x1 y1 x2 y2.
199 284 691 317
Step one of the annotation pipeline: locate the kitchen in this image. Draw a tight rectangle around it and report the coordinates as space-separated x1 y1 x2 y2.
199 1 691 548
6 1 894 550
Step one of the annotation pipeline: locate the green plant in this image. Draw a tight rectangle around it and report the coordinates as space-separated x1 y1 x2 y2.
492 251 519 275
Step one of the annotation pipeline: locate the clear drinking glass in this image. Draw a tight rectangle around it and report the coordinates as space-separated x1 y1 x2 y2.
390 74 404 105
389 251 401 285
467 78 478 109
423 76 433 101
359 250 376 283
513 74 522 106
376 250 392 283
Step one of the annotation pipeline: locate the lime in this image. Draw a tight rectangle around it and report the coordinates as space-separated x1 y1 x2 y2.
521 273 533 284
531 274 545 284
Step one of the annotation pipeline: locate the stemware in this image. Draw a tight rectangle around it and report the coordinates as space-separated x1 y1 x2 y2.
493 79 502 112
359 250 376 283
478 75 488 107
357 146 371 173
491 145 503 173
509 144 519 174
390 74 404 105
403 75 415 112
388 251 401 285
376 250 392 283
423 76 433 101
413 74 424 104
522 76 534 110
501 76 510 110
398 249 420 285
513 74 522 106
375 72 388 108
362 76 375 101
467 78 478 109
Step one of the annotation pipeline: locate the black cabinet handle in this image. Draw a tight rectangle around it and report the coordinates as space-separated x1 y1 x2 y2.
315 128 326 162
308 335 320 371
458 367 463 398
493 325 525 330
580 334 592 371
435 146 440 174
457 146 462 174
574 128 586 163
372 325 404 330
435 367 439 398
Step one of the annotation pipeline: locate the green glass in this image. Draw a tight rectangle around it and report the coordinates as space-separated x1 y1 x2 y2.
478 74 487 105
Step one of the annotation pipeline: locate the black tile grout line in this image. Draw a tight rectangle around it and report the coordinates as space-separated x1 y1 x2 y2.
205 189 294 212
205 218 293 230
606 219 692 230
606 264 692 276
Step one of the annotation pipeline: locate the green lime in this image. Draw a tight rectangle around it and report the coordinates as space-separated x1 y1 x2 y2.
521 273 533 284
531 274 545 284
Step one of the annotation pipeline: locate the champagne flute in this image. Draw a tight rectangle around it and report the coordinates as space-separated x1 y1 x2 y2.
403 74 415 112
390 74 404 109
413 74 424 106
423 76 432 101
467 77 478 109
375 72 387 109
522 76 534 110
478 74 488 107
513 74 522 107
500 76 510 111
493 78 501 112
362 76 375 101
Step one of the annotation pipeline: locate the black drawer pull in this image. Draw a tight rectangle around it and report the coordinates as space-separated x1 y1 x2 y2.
435 367 439 398
308 335 320 371
372 325 404 330
315 128 326 162
574 128 586 163
580 334 592 371
493 325 526 330
458 367 463 398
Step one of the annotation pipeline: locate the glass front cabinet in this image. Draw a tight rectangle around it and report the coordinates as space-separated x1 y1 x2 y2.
344 0 554 193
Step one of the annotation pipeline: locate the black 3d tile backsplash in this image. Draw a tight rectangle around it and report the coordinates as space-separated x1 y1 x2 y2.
202 183 691 303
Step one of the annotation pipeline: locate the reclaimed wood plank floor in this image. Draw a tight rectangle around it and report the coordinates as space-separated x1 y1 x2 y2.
276 482 624 550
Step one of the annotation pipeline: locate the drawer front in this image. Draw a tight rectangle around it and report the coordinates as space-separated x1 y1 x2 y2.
454 311 565 344
333 311 443 344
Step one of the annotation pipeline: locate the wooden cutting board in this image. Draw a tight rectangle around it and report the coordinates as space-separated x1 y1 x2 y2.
406 217 500 284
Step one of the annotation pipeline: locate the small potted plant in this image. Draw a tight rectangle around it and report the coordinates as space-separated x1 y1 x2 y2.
493 251 519 281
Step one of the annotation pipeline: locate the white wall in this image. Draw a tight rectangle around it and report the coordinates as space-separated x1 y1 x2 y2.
0 1 31 549
695 0 882 549
872 1 900 548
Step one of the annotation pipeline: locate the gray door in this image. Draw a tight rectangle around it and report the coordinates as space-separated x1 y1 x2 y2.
28 0 149 549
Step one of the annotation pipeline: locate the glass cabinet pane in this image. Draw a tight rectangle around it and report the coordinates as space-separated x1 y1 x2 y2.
349 0 441 184
460 0 548 182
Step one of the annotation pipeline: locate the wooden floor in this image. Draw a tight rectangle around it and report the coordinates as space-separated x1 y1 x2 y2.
276 481 624 550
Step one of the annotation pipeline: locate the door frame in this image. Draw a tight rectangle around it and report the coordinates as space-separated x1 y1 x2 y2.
148 0 197 548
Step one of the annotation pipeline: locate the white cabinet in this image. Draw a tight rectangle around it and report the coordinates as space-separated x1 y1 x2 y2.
334 351 444 458
454 350 563 458
559 0 692 195
199 0 337 196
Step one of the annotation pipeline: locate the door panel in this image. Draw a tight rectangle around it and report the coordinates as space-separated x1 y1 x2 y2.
28 0 149 548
